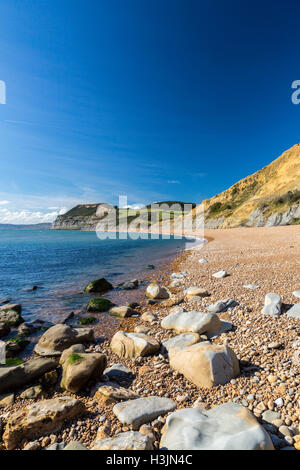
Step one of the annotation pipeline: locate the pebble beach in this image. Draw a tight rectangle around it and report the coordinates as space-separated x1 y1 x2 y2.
0 225 299 451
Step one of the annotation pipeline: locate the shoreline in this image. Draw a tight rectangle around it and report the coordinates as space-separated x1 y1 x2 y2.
1 225 300 450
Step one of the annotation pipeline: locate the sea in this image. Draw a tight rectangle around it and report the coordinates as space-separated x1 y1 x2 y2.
0 229 201 326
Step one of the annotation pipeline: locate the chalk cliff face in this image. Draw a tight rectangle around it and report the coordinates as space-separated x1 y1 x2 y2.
190 144 300 228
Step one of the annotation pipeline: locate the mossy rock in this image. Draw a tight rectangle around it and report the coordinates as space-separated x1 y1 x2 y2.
84 278 113 294
6 338 30 357
67 353 84 365
79 316 96 325
86 298 114 313
0 310 23 327
4 357 24 367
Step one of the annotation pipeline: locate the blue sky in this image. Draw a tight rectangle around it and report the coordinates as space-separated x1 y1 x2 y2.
1 0 300 223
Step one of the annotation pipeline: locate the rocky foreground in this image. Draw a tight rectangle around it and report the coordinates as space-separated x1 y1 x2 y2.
0 225 299 451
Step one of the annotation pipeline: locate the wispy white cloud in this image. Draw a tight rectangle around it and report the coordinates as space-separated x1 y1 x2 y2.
167 180 180 184
0 200 10 205
0 207 67 224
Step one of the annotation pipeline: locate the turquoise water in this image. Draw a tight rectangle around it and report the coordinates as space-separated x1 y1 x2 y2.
0 230 195 323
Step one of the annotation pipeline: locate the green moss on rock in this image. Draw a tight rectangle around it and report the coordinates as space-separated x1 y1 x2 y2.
79 316 96 325
84 278 113 294
86 298 114 313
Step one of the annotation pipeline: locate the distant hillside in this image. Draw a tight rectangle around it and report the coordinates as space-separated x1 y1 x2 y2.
0 223 51 230
51 201 195 231
191 144 300 228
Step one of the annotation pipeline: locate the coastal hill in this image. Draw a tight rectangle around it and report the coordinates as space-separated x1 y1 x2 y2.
192 143 300 228
51 201 196 230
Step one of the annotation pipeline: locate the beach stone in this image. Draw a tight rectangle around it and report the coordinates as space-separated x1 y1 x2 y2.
59 343 86 364
292 291 300 299
120 279 139 290
145 283 170 300
160 403 274 450
169 280 183 289
63 441 87 450
94 381 139 405
113 396 176 430
19 385 43 400
206 298 238 313
184 287 210 299
109 306 135 318
199 259 208 264
170 272 187 280
286 304 300 319
3 396 86 450
292 350 300 366
134 325 150 334
0 322 10 338
161 294 184 307
262 410 281 423
169 342 240 388
243 284 260 290
162 333 201 353
34 324 95 356
84 278 113 293
23 440 41 450
161 310 222 337
86 298 114 312
18 322 36 336
0 357 57 393
212 270 228 279
141 311 157 323
0 393 14 408
261 293 282 317
110 331 160 359
91 431 153 450
0 304 23 326
60 348 107 393
103 363 133 381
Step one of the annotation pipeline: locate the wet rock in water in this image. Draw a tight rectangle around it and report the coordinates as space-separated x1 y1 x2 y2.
184 287 210 299
162 333 201 353
261 293 282 317
145 282 170 300
86 298 114 312
63 441 87 450
34 324 95 356
94 381 139 405
199 258 208 264
2 396 86 450
206 298 238 313
286 303 300 319
110 331 160 359
19 385 43 400
0 322 10 338
103 363 133 381
84 278 113 294
243 284 260 290
0 298 11 305
60 346 107 393
169 342 240 388
18 322 35 336
0 393 14 408
120 279 139 290
0 357 57 393
22 285 38 292
161 310 222 337
113 396 176 430
109 306 135 318
292 290 300 299
160 403 274 450
146 264 155 270
6 338 30 357
0 304 23 326
92 431 153 450
212 270 228 279
28 319 54 331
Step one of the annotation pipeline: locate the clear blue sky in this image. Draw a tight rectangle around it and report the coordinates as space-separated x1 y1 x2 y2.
1 0 300 223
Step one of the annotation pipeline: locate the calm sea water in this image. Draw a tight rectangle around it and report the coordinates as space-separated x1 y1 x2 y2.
0 230 197 323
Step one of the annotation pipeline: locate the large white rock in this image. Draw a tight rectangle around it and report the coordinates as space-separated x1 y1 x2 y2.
145 283 169 300
286 304 300 319
169 342 239 388
161 310 222 337
162 333 201 353
113 396 176 430
92 431 153 450
261 293 282 317
110 331 160 358
34 324 95 356
160 403 274 450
